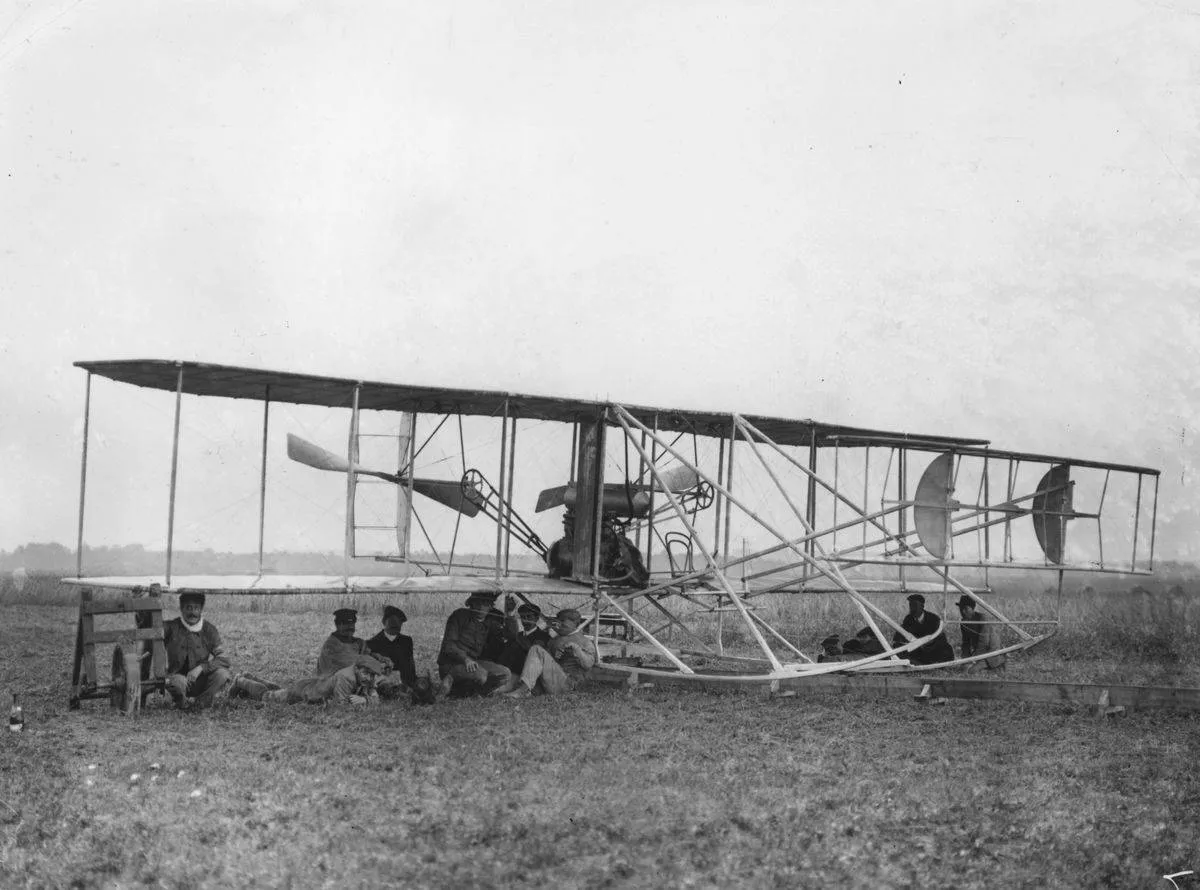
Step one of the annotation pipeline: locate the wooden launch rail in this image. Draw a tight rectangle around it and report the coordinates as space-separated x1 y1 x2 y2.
592 667 1200 715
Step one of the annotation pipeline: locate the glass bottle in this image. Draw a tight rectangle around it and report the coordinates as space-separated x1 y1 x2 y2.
8 693 23 732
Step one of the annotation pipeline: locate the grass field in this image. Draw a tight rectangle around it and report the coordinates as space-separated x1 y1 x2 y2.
1 577 1198 889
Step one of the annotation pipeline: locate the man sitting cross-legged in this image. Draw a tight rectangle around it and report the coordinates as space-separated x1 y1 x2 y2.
436 591 513 697
500 608 597 698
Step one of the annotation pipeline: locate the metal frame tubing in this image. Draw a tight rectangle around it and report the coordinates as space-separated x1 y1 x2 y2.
76 372 92 579
257 387 271 576
644 415 659 576
729 416 899 642
503 416 518 575
599 591 694 673
614 410 783 670
1131 473 1143 572
735 415 1033 641
590 412 607 580
344 384 361 582
722 415 737 567
1148 473 1159 570
494 400 509 581
404 413 416 565
165 364 184 586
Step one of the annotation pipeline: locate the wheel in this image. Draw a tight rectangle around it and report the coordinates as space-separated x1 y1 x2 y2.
109 646 142 716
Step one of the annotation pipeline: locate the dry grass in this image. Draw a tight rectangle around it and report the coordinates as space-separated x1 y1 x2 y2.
1 584 1199 889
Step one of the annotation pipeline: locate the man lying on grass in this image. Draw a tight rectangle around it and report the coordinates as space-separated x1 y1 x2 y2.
232 654 389 706
499 608 597 698
163 592 234 710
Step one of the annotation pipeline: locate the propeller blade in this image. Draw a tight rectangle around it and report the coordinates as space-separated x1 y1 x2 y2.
536 484 570 513
287 433 351 473
411 479 484 518
287 434 400 483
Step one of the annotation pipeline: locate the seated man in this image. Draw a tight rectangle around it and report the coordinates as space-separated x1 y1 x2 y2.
479 606 511 666
502 608 597 697
497 599 552 673
956 595 984 658
956 594 1007 670
367 605 417 696
891 594 955 665
316 608 369 675
261 654 388 706
163 592 233 709
437 592 512 697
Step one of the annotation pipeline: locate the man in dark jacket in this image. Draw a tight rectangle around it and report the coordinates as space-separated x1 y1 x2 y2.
367 605 417 691
497 600 552 673
163 592 233 709
437 592 512 696
892 594 955 665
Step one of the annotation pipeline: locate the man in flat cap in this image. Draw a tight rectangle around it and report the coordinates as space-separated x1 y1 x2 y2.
316 608 371 676
436 591 512 696
263 653 389 706
956 595 985 659
496 598 552 673
163 592 233 709
501 608 597 697
956 594 1006 669
891 594 955 665
367 605 418 695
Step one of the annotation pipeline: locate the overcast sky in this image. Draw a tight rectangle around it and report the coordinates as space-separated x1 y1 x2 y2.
1 1 1197 562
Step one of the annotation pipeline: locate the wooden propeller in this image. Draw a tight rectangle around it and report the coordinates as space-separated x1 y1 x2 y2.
286 434 483 517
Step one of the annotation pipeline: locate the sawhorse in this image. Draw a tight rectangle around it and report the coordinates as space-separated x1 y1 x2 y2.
69 588 168 715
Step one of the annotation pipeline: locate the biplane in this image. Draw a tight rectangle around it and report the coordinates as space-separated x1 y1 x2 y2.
65 359 1159 696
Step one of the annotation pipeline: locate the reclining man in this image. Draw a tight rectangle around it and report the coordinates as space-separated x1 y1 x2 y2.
501 608 597 697
437 591 513 697
163 592 234 709
258 654 388 706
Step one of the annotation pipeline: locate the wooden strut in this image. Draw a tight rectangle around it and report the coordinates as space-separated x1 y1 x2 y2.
590 667 1200 714
611 410 946 674
613 411 784 671
735 416 1034 643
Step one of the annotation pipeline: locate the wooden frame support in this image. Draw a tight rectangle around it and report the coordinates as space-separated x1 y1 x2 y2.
69 589 168 713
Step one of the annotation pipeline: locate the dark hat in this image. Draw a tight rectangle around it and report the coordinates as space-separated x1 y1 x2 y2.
466 591 499 606
555 608 583 625
382 605 407 623
517 603 542 618
333 608 358 623
353 654 388 675
906 594 925 604
956 595 976 608
820 634 840 647
179 592 206 607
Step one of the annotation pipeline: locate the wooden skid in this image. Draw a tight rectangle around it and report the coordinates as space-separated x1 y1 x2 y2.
592 667 1200 714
